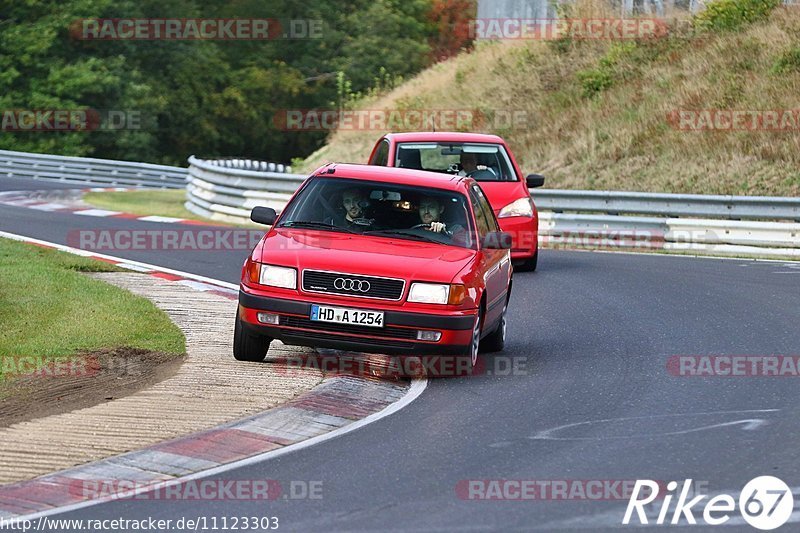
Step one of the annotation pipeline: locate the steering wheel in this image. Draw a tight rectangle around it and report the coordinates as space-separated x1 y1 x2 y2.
411 223 453 238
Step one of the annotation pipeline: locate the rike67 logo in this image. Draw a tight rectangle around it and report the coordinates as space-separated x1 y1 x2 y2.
623 476 794 530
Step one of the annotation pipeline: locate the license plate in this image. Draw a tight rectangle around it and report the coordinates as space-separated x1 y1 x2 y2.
310 304 384 328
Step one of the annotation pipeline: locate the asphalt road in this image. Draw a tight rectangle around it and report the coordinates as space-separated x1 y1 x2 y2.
2 181 800 531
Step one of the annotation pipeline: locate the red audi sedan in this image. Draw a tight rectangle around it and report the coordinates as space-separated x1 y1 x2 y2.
367 132 544 271
235 163 512 370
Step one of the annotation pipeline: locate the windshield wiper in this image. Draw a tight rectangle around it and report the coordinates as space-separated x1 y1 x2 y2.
364 229 440 243
278 220 356 234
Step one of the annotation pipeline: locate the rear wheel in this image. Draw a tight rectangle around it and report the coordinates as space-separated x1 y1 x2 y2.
233 313 271 362
480 300 507 353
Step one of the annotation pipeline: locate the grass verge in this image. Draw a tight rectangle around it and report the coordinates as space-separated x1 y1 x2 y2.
0 237 186 393
83 189 260 228
83 189 198 220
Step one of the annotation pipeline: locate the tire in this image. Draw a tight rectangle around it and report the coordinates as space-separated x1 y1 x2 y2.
458 308 483 376
480 299 507 353
515 247 538 272
233 314 271 362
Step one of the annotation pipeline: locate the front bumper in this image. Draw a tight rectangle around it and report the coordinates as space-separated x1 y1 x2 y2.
239 290 476 356
497 216 538 260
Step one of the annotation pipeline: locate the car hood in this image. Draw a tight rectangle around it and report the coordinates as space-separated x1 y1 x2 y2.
257 228 476 283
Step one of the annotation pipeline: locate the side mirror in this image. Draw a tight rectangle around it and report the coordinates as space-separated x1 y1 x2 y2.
526 174 546 188
250 206 277 226
482 231 513 250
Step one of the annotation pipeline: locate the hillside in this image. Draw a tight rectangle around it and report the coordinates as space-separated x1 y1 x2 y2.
300 3 800 196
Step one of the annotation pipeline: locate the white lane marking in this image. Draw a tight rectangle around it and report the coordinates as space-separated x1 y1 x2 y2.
15 379 428 521
178 279 235 293
138 215 186 223
4 198 45 206
529 409 779 441
29 202 69 211
114 263 153 273
576 248 800 264
0 230 429 521
72 209 123 217
0 231 238 290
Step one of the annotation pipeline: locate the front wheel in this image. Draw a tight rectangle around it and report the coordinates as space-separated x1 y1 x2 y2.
480 300 507 353
233 314 271 362
515 247 538 272
457 308 482 376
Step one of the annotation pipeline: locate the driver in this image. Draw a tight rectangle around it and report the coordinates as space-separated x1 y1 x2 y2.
417 196 464 237
458 152 497 179
458 152 478 176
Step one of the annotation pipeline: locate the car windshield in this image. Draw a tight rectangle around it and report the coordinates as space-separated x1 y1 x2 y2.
278 176 475 249
395 142 518 181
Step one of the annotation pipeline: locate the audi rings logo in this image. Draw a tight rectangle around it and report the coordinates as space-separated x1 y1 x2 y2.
333 277 371 292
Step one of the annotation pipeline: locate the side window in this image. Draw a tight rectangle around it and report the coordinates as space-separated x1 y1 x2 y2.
369 140 390 166
473 185 499 232
470 188 491 242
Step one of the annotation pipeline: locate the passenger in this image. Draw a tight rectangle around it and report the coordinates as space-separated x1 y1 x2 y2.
325 188 371 229
341 188 365 224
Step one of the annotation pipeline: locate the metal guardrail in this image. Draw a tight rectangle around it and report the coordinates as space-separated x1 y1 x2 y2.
201 158 292 173
184 157 799 258
185 156 302 222
0 149 187 189
534 190 800 222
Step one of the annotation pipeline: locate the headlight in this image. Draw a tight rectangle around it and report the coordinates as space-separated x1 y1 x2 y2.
407 283 467 305
498 197 533 218
260 265 297 289
408 283 450 304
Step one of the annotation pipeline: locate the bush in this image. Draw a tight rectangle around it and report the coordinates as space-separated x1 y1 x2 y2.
577 43 636 97
771 47 800 74
577 68 614 97
694 0 781 32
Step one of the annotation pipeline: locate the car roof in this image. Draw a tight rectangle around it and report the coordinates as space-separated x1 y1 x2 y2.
311 163 472 192
383 131 506 144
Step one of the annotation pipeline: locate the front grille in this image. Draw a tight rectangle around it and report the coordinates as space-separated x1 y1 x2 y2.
281 316 417 340
302 270 405 300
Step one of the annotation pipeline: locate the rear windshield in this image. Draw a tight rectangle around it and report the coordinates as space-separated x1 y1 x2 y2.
395 142 518 182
